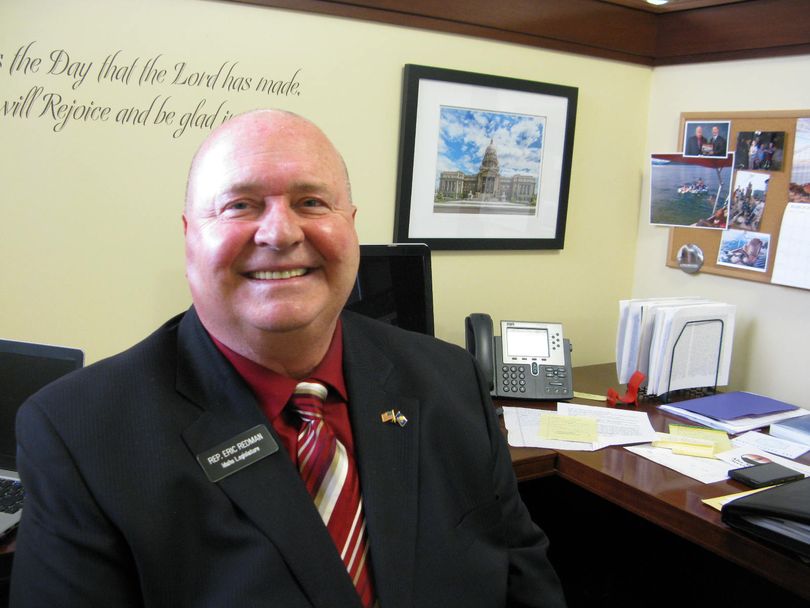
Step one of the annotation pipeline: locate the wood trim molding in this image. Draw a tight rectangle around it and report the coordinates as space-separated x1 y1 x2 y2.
227 0 658 65
221 0 810 66
655 0 810 65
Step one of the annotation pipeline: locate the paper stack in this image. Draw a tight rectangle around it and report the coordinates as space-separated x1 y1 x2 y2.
659 391 807 434
616 297 735 396
769 415 810 446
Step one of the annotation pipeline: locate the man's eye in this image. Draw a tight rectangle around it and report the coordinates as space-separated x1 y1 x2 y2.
298 198 329 212
221 200 254 215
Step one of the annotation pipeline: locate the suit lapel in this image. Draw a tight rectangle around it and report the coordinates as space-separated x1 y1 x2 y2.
175 309 362 608
342 315 420 608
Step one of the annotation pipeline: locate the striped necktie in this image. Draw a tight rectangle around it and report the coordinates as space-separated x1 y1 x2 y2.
290 381 375 607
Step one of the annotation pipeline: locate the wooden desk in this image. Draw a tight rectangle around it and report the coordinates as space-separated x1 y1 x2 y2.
503 364 810 603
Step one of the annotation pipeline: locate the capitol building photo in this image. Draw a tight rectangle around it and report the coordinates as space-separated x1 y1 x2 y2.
433 107 543 216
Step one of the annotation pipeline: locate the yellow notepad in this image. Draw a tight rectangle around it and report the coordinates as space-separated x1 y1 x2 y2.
669 423 732 452
652 432 717 458
539 415 598 443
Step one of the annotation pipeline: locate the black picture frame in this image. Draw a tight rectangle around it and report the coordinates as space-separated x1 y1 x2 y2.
394 64 577 250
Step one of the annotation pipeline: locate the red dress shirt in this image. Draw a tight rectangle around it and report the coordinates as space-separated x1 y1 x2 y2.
210 320 356 462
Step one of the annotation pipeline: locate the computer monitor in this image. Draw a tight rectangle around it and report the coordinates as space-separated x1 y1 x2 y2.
345 243 434 336
0 339 84 469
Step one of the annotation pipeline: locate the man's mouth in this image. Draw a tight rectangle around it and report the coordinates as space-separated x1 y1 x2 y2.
246 268 309 280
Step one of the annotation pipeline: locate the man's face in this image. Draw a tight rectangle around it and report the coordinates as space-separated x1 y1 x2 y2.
183 113 359 347
695 127 703 139
712 127 719 138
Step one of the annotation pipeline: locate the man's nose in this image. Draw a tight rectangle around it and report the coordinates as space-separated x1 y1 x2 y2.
254 201 304 249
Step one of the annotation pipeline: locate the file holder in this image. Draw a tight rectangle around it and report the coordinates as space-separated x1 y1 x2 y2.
658 318 724 404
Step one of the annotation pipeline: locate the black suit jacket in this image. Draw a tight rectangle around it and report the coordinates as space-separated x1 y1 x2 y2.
685 135 705 156
11 309 564 607
711 135 727 156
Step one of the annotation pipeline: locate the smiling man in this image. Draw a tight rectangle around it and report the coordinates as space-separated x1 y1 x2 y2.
183 112 360 377
11 110 565 608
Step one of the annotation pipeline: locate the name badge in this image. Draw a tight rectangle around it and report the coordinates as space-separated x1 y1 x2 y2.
196 424 279 483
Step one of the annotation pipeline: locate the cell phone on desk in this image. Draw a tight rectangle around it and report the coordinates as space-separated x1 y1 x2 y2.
464 313 573 400
728 462 804 489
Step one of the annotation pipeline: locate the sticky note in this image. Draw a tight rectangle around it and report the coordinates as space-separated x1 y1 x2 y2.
669 423 732 452
671 443 716 458
572 391 606 402
539 414 598 443
653 432 718 458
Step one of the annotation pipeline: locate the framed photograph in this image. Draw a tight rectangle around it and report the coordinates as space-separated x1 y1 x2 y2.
682 120 731 157
394 65 577 250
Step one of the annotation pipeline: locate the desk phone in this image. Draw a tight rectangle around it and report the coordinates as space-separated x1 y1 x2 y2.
465 313 573 400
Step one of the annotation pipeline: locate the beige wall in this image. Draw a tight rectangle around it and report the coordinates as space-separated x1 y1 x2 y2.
4 1 806 406
637 55 810 407
1 0 648 368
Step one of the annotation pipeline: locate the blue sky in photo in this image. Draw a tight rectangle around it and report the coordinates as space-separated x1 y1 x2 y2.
734 170 770 194
435 106 544 181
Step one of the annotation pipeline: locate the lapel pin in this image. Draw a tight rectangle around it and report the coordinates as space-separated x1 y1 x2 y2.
381 409 408 427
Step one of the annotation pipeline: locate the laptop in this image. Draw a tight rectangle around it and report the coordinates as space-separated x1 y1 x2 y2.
0 339 84 538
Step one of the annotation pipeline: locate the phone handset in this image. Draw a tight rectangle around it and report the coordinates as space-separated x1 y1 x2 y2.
464 313 495 391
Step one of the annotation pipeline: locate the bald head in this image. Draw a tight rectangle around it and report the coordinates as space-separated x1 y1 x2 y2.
185 110 352 212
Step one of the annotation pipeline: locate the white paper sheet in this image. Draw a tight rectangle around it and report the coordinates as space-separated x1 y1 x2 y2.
557 402 657 446
647 302 735 395
732 430 810 459
503 406 596 451
771 202 810 289
503 404 656 451
615 297 704 384
625 443 810 485
624 444 732 483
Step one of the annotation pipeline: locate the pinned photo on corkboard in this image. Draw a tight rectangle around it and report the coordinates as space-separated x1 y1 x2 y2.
650 153 734 229
729 171 769 231
682 120 730 158
734 130 786 171
717 229 770 272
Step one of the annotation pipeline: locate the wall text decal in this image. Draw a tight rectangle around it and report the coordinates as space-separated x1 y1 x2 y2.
0 41 304 138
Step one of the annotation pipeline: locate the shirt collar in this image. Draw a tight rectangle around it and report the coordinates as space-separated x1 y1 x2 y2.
210 320 347 422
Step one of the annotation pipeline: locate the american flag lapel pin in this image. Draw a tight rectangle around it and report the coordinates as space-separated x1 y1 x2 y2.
381 409 408 427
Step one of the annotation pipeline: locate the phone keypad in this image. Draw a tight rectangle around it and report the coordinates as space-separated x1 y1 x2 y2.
501 365 527 393
500 365 570 396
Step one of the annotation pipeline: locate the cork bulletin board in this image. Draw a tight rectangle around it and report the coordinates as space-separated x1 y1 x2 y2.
666 110 809 286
